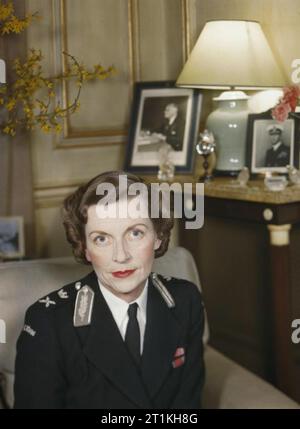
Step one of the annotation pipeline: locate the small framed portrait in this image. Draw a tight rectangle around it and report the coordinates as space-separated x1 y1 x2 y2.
246 110 300 175
0 217 25 259
124 81 202 174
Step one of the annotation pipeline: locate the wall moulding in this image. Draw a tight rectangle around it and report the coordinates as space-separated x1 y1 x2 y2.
51 0 138 148
50 0 190 149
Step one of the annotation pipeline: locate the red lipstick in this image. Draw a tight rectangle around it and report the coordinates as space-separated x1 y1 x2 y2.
112 269 136 278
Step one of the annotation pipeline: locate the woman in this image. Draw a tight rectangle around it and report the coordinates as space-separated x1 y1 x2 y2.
14 171 205 409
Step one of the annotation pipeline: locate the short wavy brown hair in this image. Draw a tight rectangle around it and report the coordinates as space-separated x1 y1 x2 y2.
62 170 174 264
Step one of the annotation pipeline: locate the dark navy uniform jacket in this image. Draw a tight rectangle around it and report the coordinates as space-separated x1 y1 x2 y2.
14 271 205 409
265 142 290 167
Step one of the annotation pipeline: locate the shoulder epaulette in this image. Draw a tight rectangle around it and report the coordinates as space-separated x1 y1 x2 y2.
151 272 175 308
73 283 95 327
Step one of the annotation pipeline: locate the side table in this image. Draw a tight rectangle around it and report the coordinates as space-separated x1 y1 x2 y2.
199 178 300 399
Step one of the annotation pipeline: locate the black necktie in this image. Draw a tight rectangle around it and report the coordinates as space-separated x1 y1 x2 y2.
125 303 140 365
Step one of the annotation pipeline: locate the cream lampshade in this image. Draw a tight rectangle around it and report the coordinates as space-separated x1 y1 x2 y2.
176 20 287 174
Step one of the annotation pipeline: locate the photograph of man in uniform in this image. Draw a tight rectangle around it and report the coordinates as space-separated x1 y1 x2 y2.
250 118 295 173
265 124 290 167
14 171 205 409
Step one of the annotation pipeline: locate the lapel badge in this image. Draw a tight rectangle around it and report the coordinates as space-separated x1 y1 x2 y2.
172 347 185 369
73 285 95 327
58 288 68 299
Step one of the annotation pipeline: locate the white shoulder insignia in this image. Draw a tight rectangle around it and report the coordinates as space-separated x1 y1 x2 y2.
151 273 175 308
39 296 56 308
23 324 36 337
58 288 69 299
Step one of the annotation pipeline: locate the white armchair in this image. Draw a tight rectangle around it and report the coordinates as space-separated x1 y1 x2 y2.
0 246 298 409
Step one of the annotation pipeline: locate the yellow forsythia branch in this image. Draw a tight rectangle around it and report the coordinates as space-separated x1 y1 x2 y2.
0 1 116 136
0 49 116 135
0 0 38 35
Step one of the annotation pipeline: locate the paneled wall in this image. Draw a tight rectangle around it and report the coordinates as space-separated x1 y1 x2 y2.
25 0 300 257
27 0 187 257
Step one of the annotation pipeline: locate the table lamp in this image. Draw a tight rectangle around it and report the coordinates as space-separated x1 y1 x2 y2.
176 20 287 175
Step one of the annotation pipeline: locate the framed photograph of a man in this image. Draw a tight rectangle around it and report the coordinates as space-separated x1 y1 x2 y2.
0 217 25 259
125 81 202 174
246 110 300 175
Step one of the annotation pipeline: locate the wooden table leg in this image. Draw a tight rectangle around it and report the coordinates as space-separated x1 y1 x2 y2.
267 224 294 398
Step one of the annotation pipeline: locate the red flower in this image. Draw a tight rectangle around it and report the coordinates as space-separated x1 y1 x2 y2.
281 85 300 111
271 102 291 122
271 85 300 121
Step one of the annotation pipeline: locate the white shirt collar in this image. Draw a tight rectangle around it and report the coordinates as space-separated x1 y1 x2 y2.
98 278 148 331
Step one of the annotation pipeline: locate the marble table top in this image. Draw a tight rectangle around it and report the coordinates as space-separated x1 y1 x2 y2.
143 176 300 205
